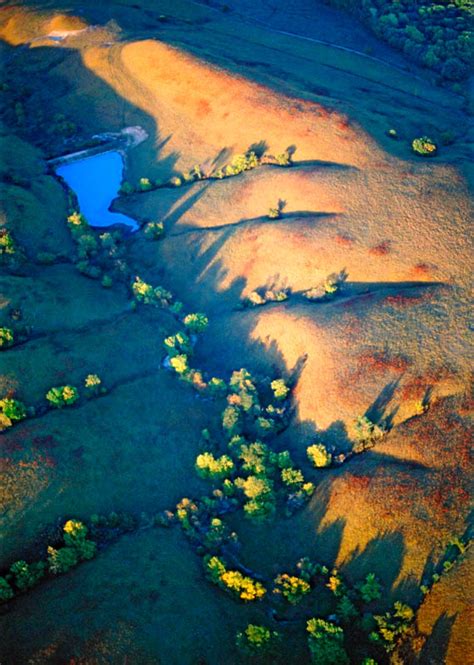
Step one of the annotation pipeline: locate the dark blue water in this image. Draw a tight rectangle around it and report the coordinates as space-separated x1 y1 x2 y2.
57 151 138 231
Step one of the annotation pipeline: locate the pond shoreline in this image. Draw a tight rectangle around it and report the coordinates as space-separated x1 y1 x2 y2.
47 125 148 167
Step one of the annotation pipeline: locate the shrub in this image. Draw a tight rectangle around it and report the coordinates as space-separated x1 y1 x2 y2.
63 519 97 560
220 569 266 601
268 205 281 219
307 443 332 468
164 331 193 357
0 577 14 602
276 149 293 166
138 177 153 191
47 546 79 574
337 594 359 622
0 397 27 423
76 234 98 259
204 555 266 601
46 385 79 408
84 374 105 396
307 618 349 665
412 136 437 156
243 290 267 307
207 377 227 396
274 573 311 604
195 452 235 479
0 229 16 255
10 560 45 591
67 211 88 231
281 467 304 487
357 573 382 604
170 354 189 375
132 276 155 303
326 570 347 597
271 378 290 401
119 181 135 195
222 405 242 436
353 416 385 453
101 274 113 288
370 602 415 653
169 176 182 187
0 327 14 349
236 624 280 655
183 312 209 334
265 288 289 302
132 277 173 307
144 221 164 240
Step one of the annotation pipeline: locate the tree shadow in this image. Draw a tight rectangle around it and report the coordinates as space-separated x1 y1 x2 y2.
341 531 405 595
418 612 457 665
365 379 401 430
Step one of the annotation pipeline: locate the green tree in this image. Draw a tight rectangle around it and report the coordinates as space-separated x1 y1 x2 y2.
0 397 27 422
370 601 415 653
183 312 209 334
195 452 235 480
236 624 280 655
0 327 14 348
306 618 349 665
144 221 164 239
0 577 14 602
46 385 79 408
10 560 45 591
357 573 382 604
271 378 290 400
307 443 332 468
274 573 311 604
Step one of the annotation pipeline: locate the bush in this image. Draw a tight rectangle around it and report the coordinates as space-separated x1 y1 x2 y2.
170 354 189 375
138 177 153 191
273 573 311 604
195 452 235 479
164 331 193 357
204 555 266 601
0 229 16 255
281 467 305 487
144 221 164 240
412 136 437 156
0 577 14 602
306 618 349 665
0 327 14 349
353 416 385 453
183 312 209 334
370 602 414 653
271 378 290 400
236 624 280 655
119 181 135 195
222 405 242 436
0 397 27 424
357 573 382 604
67 211 88 232
47 545 79 574
337 594 359 622
10 560 45 591
101 274 113 288
207 377 227 396
46 385 79 408
307 443 332 468
84 374 105 396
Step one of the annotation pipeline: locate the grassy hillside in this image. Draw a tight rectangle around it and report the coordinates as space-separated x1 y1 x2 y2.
0 1 472 663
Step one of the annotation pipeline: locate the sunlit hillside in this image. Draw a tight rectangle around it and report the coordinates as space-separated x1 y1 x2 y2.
0 1 472 663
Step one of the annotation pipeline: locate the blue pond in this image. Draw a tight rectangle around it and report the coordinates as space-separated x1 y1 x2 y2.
56 150 138 231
